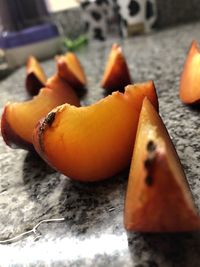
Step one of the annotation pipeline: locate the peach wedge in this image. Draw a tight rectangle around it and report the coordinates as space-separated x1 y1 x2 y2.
101 44 132 92
1 75 80 150
124 97 200 232
46 74 80 107
57 52 87 93
25 56 47 96
33 81 158 182
180 40 200 104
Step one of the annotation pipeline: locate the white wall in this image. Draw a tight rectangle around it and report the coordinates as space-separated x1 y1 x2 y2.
46 0 79 12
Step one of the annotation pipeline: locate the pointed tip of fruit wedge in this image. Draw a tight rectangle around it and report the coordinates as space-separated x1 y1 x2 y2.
25 56 47 96
57 52 87 93
101 43 132 92
124 97 200 232
45 74 80 107
179 40 200 104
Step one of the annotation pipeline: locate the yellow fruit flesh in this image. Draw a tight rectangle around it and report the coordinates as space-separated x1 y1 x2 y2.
39 82 157 181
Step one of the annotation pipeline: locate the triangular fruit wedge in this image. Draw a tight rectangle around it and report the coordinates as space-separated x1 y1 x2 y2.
101 44 132 92
25 56 47 96
124 97 200 232
180 40 200 104
33 81 158 182
57 52 87 93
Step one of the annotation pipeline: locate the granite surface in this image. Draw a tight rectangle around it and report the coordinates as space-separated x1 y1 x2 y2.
1 22 200 266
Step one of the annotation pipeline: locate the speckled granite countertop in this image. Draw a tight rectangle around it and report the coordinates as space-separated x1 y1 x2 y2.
1 22 200 267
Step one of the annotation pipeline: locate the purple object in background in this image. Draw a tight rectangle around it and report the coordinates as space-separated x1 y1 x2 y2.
0 0 61 68
0 23 59 49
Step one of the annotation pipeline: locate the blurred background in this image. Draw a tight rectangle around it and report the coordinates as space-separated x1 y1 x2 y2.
0 0 200 71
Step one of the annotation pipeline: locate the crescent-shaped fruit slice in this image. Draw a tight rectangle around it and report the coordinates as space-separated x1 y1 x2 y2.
124 97 200 232
101 44 132 92
57 52 87 92
25 56 47 96
180 40 200 104
1 75 80 150
33 81 158 182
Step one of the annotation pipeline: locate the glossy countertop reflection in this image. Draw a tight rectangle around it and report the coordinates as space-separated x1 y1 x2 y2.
0 22 200 267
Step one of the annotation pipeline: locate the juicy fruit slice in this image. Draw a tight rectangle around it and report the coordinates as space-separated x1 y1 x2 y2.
124 98 200 232
25 56 47 95
180 40 200 104
46 74 80 107
1 81 80 150
33 81 158 182
57 52 87 92
101 44 132 92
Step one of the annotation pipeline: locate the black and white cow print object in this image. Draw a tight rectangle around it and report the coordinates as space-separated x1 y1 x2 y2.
80 0 115 41
116 0 157 36
80 0 157 40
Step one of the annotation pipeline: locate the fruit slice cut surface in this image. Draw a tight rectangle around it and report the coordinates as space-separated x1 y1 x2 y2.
180 40 200 104
57 52 87 91
124 98 200 232
101 44 132 92
33 81 158 182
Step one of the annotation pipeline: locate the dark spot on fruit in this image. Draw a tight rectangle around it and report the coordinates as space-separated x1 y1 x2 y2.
45 112 56 127
128 0 140 17
38 112 56 152
147 140 156 152
38 120 46 152
144 142 157 187
145 175 153 186
144 158 152 169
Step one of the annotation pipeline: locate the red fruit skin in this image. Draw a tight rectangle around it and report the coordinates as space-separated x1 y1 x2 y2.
101 44 132 93
125 150 200 232
58 60 83 89
179 40 200 104
124 98 200 232
25 72 45 96
1 105 33 150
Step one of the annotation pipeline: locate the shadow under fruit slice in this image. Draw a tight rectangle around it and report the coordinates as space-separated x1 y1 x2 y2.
124 97 200 232
57 52 87 93
100 44 132 92
25 56 47 96
180 40 200 104
33 81 158 182
1 79 80 150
